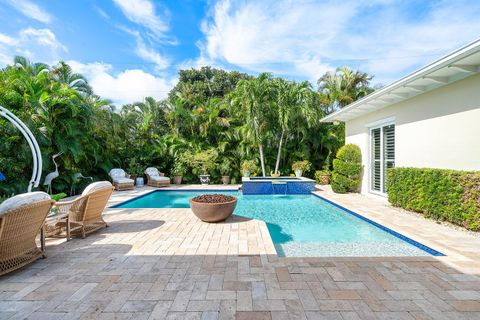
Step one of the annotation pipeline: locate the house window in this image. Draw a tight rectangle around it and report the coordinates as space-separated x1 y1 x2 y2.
370 123 395 194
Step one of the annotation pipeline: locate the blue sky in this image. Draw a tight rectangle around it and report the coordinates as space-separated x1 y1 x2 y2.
1 0 480 105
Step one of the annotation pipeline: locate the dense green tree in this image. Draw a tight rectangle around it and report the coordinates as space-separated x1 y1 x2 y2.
168 66 251 104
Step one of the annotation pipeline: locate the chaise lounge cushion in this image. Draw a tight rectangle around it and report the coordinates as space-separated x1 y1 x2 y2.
109 169 134 185
145 167 162 177
82 181 113 196
109 168 127 179
112 177 134 184
0 192 51 216
151 176 170 182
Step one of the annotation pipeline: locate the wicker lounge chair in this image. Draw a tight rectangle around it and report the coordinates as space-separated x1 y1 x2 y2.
0 192 54 276
109 168 134 191
51 181 114 238
145 167 171 188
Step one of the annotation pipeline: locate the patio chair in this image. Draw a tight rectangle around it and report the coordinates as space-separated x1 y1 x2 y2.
145 167 171 188
0 192 54 276
50 181 114 238
109 168 134 191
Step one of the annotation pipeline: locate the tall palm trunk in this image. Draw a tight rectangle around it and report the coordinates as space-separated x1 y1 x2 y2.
274 129 285 174
258 143 266 177
253 117 266 177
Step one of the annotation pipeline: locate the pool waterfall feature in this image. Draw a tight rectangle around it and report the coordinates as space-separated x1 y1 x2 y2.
241 177 316 195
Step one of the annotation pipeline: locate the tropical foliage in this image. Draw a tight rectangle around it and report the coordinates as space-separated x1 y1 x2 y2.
1 57 373 197
317 66 374 115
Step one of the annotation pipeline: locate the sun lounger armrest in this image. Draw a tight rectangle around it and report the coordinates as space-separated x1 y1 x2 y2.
54 196 86 215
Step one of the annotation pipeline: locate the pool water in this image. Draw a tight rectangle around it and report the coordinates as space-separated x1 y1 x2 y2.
249 177 300 180
115 190 441 257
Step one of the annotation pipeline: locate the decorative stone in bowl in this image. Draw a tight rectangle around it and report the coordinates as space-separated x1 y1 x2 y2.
189 194 237 222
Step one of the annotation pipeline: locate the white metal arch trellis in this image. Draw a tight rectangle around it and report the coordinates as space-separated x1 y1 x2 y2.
0 106 42 192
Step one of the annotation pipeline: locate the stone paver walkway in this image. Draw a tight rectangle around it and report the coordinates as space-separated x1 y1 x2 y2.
1 185 479 320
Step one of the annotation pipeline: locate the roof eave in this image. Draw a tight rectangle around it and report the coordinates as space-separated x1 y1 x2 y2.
320 38 480 123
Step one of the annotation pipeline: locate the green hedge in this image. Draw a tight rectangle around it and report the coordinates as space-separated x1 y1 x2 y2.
331 144 362 193
387 168 480 230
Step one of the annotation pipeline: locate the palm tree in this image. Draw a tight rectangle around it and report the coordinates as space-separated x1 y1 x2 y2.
50 61 92 94
230 73 274 176
273 79 316 173
14 56 49 76
317 67 373 114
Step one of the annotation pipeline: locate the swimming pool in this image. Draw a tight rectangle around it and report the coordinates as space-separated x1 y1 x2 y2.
114 190 443 257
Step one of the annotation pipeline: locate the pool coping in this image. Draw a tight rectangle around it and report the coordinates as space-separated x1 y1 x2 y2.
311 193 444 257
110 188 444 257
109 188 240 208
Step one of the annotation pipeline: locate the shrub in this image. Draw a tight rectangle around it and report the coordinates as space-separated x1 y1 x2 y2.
387 168 480 230
315 170 331 185
184 149 218 175
292 160 311 172
127 158 144 176
241 160 257 176
218 159 231 176
331 144 362 193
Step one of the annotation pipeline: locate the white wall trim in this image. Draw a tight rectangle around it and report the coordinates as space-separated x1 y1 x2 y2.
365 116 396 128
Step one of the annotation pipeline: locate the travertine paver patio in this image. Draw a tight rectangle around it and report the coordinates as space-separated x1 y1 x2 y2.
1 185 480 320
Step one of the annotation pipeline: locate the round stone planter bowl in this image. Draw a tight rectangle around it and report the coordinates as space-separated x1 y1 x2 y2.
189 194 237 223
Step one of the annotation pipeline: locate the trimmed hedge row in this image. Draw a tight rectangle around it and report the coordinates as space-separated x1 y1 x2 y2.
387 168 480 231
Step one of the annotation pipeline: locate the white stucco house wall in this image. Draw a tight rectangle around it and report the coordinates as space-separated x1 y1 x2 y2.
321 39 480 197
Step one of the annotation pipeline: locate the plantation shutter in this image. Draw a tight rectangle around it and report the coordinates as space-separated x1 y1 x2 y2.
371 128 381 192
383 124 395 192
370 123 395 194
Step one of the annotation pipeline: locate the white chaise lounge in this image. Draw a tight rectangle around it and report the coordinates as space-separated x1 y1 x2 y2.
109 168 135 191
144 167 170 188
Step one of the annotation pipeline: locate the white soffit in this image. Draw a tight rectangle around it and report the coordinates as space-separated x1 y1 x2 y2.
321 38 480 123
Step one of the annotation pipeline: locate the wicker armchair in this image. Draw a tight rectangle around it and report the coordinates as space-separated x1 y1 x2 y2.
109 168 134 191
145 167 170 188
0 192 54 276
51 181 114 238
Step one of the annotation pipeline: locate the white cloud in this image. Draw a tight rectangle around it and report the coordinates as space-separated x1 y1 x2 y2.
0 33 17 46
94 6 110 20
199 0 480 84
112 0 168 38
112 0 175 72
135 37 169 71
118 26 170 71
0 28 66 66
7 0 52 24
20 28 66 50
68 61 176 105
